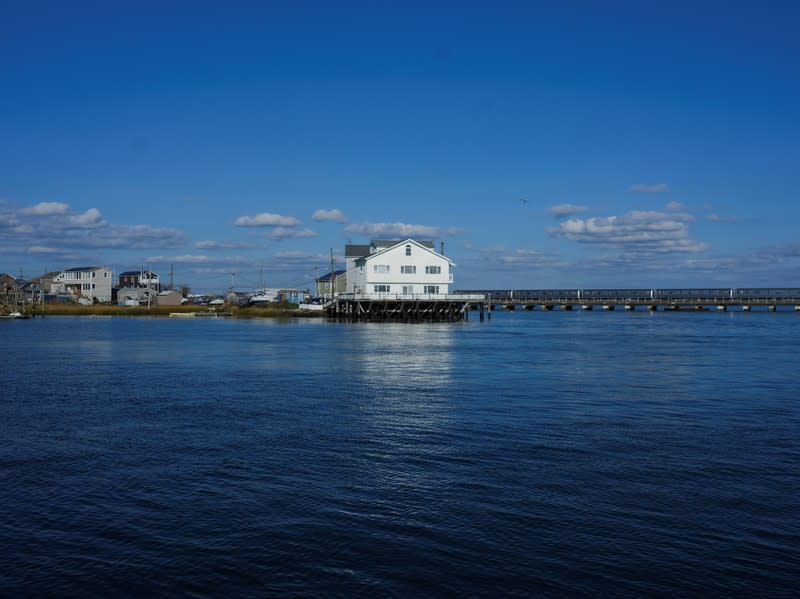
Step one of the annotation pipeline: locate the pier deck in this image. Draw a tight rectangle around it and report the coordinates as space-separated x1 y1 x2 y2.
330 293 486 322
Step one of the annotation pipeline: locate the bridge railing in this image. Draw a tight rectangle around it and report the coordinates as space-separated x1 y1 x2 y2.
455 288 800 303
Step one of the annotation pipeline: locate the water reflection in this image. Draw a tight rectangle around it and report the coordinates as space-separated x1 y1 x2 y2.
340 323 457 510
346 322 455 395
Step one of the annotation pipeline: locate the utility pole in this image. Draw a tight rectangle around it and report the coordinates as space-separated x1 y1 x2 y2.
329 249 335 300
146 264 152 310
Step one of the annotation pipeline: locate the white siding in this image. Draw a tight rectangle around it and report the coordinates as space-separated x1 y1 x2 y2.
359 240 453 294
55 267 112 302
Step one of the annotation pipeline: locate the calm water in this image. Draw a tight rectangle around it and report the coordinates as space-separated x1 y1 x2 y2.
1 311 799 596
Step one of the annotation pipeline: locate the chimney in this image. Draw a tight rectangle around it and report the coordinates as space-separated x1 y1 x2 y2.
440 241 445 256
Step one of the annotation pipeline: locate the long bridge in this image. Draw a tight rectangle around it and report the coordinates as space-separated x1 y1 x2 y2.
454 288 800 312
327 288 800 322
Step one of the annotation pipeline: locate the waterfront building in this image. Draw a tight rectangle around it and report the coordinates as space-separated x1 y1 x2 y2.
0 273 24 309
55 266 113 303
117 287 158 306
118 270 161 292
157 290 183 306
316 269 346 298
345 239 454 295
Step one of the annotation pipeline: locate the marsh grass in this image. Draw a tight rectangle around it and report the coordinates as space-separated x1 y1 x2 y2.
33 302 322 318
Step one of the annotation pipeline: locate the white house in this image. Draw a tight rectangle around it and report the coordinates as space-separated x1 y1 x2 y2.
346 239 454 295
55 266 113 303
118 270 161 292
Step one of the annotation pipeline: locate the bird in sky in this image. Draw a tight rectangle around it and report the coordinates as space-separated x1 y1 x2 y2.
520 198 528 204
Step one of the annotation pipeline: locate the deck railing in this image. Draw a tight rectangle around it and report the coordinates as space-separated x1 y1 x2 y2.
336 293 486 302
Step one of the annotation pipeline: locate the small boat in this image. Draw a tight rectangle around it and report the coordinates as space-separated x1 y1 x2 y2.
0 311 30 319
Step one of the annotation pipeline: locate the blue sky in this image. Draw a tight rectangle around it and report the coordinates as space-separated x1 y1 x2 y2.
2 1 799 292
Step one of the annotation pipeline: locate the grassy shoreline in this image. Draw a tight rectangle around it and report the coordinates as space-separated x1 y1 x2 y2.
18 303 325 318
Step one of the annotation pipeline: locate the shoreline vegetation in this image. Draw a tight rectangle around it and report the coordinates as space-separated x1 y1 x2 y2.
12 302 324 318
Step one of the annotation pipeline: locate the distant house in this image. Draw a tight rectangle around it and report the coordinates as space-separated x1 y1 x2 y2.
55 266 113 303
28 271 63 295
117 287 157 306
277 289 310 304
118 270 161 292
249 288 280 304
0 273 24 308
345 239 454 295
316 269 346 298
157 290 182 306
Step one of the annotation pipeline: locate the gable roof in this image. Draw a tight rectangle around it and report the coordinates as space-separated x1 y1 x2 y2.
356 239 454 265
372 239 434 250
346 240 435 259
317 269 346 282
345 244 371 258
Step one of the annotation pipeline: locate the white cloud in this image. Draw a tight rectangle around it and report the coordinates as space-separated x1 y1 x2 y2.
499 248 560 266
630 183 669 193
2 200 182 252
706 213 737 223
270 227 318 240
234 212 301 227
460 243 506 256
70 208 106 227
312 208 348 223
344 222 464 238
274 251 329 261
664 201 687 212
23 201 70 216
196 240 258 250
548 209 707 253
547 203 589 217
144 254 219 264
95 225 186 249
28 245 61 254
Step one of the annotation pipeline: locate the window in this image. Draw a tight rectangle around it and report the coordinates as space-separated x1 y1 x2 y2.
425 265 441 274
374 285 390 293
373 264 390 274
402 286 414 295
92 271 96 278
405 244 411 256
401 265 416 274
424 286 440 294
92 284 95 289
